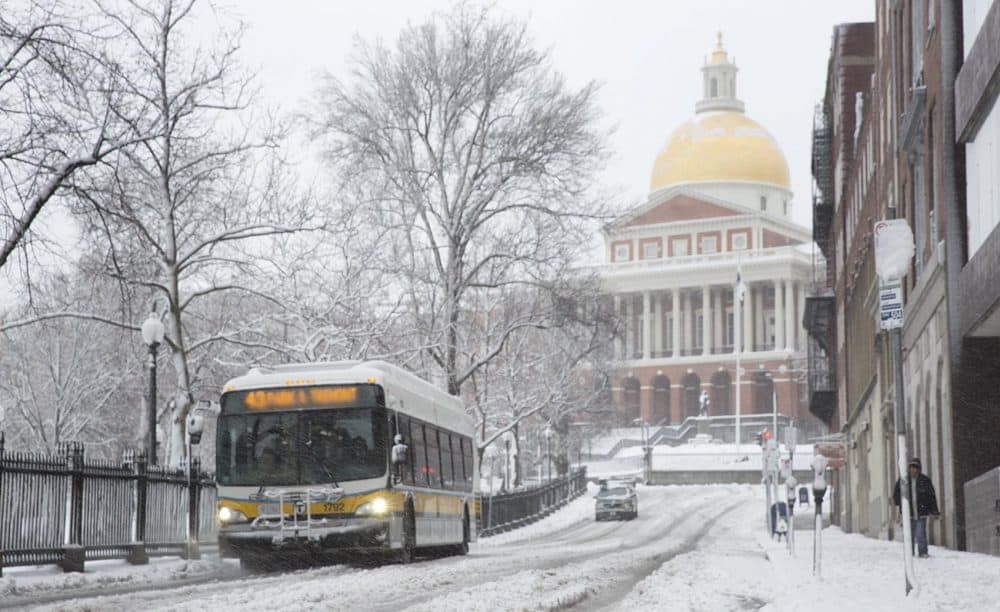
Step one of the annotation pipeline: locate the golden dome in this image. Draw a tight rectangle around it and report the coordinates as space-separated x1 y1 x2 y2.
650 111 791 192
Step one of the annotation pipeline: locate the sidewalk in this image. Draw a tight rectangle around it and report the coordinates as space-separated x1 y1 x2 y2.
758 522 1000 611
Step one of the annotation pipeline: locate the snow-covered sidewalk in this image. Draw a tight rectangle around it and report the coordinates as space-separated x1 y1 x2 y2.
758 521 1000 611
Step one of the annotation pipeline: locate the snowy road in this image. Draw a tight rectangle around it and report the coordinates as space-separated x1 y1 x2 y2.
16 485 766 611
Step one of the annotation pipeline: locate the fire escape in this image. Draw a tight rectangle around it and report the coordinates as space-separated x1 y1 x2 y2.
804 104 837 424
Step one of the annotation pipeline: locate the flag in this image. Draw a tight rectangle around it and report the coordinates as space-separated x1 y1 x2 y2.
735 263 746 303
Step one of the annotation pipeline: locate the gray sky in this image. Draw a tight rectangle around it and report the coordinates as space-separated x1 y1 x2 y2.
2 0 875 305
235 0 875 227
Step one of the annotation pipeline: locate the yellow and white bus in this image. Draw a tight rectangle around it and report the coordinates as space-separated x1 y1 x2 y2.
214 360 478 568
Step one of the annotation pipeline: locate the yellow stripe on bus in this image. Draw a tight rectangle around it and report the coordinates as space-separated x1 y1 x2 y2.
217 490 470 519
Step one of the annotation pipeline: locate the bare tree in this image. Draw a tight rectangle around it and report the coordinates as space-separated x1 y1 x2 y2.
309 3 611 398
467 282 616 469
65 0 314 465
0 0 150 270
0 269 142 456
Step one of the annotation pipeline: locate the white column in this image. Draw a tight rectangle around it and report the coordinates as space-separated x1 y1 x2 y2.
614 295 623 359
798 281 807 351
654 292 664 357
774 281 785 351
625 295 635 359
672 290 681 357
743 283 753 353
683 290 693 355
754 287 765 349
784 280 795 351
702 285 711 355
713 288 723 349
642 291 652 360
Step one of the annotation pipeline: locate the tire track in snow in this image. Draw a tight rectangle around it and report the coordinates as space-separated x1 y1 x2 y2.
385 487 739 612
561 498 745 611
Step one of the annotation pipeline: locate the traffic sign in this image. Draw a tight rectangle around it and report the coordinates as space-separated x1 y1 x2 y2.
878 278 904 330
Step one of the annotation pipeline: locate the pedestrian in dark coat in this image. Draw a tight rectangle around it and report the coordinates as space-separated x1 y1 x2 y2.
892 457 939 558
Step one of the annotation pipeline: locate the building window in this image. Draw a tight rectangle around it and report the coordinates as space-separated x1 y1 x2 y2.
643 242 659 259
673 238 689 257
614 244 629 261
710 77 718 97
732 233 748 251
760 196 767 211
695 315 704 349
783 200 788 216
700 236 718 254
726 311 734 347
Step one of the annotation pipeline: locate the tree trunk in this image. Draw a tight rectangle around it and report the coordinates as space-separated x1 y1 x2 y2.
512 422 522 488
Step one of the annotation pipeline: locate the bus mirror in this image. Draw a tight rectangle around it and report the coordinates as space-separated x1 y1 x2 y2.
392 442 409 466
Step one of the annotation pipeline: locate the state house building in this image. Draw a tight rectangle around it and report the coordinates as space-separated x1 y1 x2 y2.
599 36 820 439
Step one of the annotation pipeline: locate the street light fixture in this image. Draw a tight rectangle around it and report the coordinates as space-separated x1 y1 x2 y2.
141 313 165 465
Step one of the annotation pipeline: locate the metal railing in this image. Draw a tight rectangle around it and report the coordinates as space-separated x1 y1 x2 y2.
479 468 588 537
0 436 216 575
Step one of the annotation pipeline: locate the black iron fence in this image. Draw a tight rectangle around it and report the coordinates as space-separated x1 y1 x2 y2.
0 436 216 576
479 468 588 537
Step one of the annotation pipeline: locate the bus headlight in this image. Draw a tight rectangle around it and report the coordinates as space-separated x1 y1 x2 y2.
218 506 249 525
355 497 389 517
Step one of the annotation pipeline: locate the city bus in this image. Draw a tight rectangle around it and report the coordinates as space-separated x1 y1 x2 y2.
214 360 478 569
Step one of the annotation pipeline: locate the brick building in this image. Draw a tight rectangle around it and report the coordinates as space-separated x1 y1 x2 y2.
809 0 1000 550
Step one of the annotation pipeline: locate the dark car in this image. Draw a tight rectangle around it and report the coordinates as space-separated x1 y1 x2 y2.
595 486 638 521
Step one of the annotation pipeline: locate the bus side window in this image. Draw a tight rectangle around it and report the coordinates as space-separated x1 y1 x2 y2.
412 422 427 487
440 432 454 490
462 436 474 491
425 426 441 489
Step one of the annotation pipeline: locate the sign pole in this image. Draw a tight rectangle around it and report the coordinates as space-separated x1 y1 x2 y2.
874 217 917 595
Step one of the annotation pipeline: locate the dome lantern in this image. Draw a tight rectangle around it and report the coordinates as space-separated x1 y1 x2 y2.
697 32 744 114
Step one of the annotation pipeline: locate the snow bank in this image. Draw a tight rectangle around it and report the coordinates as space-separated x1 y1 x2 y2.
0 556 236 600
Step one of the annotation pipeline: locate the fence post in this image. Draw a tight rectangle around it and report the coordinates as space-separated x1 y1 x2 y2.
60 443 85 573
0 432 5 578
184 458 201 560
128 452 149 565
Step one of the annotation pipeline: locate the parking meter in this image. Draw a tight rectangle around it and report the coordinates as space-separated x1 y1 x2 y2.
811 454 828 503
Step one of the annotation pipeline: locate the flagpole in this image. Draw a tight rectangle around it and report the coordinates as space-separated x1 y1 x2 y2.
735 255 742 453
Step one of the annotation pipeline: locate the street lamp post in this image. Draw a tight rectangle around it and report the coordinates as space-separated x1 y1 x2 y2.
140 313 165 465
544 426 553 483
633 418 650 484
811 453 828 579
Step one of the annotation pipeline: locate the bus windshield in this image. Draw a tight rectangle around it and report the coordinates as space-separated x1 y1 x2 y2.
216 407 387 486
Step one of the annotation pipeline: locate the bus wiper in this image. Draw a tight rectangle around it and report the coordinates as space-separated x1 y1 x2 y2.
303 440 340 489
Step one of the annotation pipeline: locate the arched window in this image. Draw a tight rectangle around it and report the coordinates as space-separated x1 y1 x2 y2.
710 369 732 416
710 77 718 97
623 376 641 422
652 375 671 425
683 372 701 419
752 370 774 414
